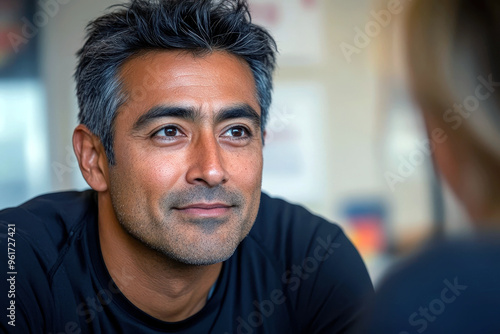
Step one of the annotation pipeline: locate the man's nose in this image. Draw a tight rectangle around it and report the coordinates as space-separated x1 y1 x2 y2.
185 132 229 187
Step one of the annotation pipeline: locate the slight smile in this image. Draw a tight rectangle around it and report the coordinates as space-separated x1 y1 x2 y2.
174 203 234 218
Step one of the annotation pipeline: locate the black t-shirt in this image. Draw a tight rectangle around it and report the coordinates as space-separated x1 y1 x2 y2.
0 190 372 334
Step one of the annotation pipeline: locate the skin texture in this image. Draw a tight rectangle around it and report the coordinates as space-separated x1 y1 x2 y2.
73 50 264 321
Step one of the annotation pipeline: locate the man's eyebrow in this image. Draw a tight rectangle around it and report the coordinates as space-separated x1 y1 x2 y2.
131 104 261 132
214 104 261 129
132 106 199 132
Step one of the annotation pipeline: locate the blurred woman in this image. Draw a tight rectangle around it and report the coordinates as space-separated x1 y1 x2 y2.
362 0 500 333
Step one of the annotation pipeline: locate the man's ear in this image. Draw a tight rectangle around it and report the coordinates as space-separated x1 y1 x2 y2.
73 124 109 192
262 130 267 146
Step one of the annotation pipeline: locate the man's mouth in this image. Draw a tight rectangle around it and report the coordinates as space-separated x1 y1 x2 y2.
174 203 233 217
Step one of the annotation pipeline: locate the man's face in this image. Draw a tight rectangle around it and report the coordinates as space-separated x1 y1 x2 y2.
108 50 263 265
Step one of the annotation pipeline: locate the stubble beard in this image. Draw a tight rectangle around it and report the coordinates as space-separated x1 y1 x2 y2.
109 183 259 266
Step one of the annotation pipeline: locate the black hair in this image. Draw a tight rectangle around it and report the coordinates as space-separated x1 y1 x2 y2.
75 0 277 164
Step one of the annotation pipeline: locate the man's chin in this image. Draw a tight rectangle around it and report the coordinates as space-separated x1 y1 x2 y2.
164 247 238 266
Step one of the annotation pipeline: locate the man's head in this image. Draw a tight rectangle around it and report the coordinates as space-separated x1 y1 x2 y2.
73 0 277 265
75 0 276 165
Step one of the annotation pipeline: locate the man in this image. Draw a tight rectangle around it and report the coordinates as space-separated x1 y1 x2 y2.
0 0 372 333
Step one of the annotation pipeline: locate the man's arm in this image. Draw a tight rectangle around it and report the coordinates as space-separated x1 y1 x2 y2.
1 219 47 333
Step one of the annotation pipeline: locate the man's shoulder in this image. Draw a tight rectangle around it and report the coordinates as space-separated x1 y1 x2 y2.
248 192 346 261
0 190 97 250
0 189 96 224
253 192 343 236
0 190 98 331
240 193 373 333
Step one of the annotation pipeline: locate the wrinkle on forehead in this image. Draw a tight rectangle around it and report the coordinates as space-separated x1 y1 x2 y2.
118 49 259 115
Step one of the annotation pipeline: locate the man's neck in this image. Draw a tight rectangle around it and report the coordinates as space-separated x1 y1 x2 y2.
97 193 222 322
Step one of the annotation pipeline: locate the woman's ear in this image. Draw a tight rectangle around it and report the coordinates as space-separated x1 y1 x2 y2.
73 124 110 192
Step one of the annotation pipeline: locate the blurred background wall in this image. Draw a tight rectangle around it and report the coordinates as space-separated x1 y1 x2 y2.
0 0 470 283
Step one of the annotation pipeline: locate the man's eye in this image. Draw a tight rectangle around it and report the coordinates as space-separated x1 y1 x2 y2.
155 126 180 137
224 126 248 138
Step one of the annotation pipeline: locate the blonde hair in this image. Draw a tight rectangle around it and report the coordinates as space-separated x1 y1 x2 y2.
396 0 500 223
403 0 500 159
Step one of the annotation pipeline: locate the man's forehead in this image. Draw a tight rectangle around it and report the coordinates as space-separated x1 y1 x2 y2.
116 50 261 127
119 49 255 86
